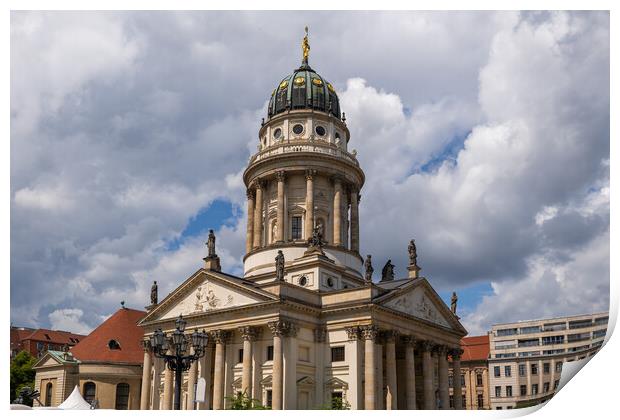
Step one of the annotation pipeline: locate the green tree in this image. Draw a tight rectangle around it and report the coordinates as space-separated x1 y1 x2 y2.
225 391 270 409
10 351 37 404
317 396 351 410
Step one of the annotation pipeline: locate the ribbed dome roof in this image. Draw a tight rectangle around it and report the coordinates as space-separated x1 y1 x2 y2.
267 62 341 119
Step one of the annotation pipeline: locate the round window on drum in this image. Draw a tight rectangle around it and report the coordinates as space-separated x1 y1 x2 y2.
292 124 304 135
315 125 326 137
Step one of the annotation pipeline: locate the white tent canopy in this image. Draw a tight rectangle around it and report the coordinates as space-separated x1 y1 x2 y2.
58 385 92 410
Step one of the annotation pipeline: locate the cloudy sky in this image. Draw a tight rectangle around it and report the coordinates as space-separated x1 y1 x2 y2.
10 11 609 335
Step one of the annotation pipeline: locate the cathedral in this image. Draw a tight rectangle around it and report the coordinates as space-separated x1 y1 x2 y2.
138 30 467 410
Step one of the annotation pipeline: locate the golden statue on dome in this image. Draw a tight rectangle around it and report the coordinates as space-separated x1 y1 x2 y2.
302 26 310 63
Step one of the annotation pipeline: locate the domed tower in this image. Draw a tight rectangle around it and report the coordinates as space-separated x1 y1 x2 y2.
243 29 365 290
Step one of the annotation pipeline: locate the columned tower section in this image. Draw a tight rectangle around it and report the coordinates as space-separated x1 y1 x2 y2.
242 38 365 284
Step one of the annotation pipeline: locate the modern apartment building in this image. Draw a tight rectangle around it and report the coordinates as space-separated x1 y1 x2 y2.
488 312 608 409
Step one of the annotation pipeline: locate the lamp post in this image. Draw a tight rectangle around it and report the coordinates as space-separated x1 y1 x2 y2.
149 314 209 410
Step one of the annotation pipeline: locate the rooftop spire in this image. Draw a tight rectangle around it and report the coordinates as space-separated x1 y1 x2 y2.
302 26 310 66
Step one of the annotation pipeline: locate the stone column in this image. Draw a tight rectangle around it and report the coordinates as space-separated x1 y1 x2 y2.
361 325 378 410
333 177 342 246
151 356 163 409
376 338 384 410
198 345 213 409
276 171 285 242
187 348 198 410
526 361 532 397
268 320 294 410
345 326 362 409
239 326 259 395
350 189 360 252
140 344 152 410
314 327 327 408
385 330 398 410
245 189 255 253
452 348 464 410
305 170 315 240
163 349 173 410
438 346 449 410
421 341 435 410
211 330 229 410
402 336 417 410
252 180 264 249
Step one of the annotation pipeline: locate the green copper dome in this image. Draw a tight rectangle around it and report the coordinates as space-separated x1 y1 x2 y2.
267 62 341 119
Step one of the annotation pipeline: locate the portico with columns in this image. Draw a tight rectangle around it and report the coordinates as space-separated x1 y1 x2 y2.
137 31 466 410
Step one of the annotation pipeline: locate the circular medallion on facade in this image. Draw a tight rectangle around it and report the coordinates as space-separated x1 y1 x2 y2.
273 128 282 139
292 124 304 135
279 80 288 89
312 78 323 86
298 276 308 287
294 76 305 86
315 125 326 137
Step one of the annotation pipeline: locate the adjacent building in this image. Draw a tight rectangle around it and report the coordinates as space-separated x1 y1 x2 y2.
488 312 608 409
32 307 146 409
137 33 467 411
449 335 491 410
10 326 86 359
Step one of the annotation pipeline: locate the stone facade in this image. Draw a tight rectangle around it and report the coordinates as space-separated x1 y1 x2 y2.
137 38 467 410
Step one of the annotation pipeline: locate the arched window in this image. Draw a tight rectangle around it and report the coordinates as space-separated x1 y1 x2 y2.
83 382 96 404
45 382 53 406
108 339 121 350
115 383 130 410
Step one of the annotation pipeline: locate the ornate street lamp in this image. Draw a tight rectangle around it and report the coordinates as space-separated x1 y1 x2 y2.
149 314 209 410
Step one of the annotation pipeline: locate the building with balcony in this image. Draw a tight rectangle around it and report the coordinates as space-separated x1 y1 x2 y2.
488 312 608 409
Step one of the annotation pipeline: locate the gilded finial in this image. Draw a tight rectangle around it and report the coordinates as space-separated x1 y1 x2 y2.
302 26 310 65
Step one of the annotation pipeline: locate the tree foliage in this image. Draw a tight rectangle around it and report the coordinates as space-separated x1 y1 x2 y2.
10 351 37 404
225 391 270 409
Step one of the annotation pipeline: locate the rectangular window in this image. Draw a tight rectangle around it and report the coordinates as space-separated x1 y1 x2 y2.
448 375 453 387
555 361 563 373
494 366 501 377
331 391 343 408
506 386 512 397
567 332 591 343
266 390 273 408
331 346 345 362
543 363 550 374
532 384 538 395
495 386 501 397
461 375 465 387
592 329 607 339
504 366 511 377
542 335 564 345
569 319 592 329
543 322 566 332
520 385 527 396
518 364 526 377
238 349 244 364
291 216 302 240
477 394 484 408
518 339 540 347
520 326 541 334
462 395 466 407
496 328 518 337
476 373 483 387
531 364 538 375
266 345 274 361
449 395 454 408
594 316 608 326
543 382 550 393
554 380 559 390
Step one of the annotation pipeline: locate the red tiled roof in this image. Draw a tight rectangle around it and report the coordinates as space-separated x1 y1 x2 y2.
460 335 490 361
70 308 146 365
23 328 86 345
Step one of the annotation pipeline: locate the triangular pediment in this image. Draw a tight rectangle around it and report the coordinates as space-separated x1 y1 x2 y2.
140 269 278 324
376 279 464 332
325 377 348 389
33 352 72 369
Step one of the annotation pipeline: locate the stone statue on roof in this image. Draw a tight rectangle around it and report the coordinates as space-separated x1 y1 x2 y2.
275 250 285 281
207 229 217 257
451 292 458 315
150 281 158 305
381 259 395 282
364 255 374 283
408 239 417 266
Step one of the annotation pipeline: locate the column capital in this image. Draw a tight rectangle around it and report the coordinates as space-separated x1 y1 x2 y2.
239 326 260 341
344 326 360 341
210 329 231 345
141 338 152 352
449 347 464 360
305 169 317 180
359 324 378 341
383 329 399 343
268 320 298 337
433 344 449 356
246 188 255 200
314 327 327 343
252 179 265 190
401 334 417 348
276 170 286 182
420 340 436 353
